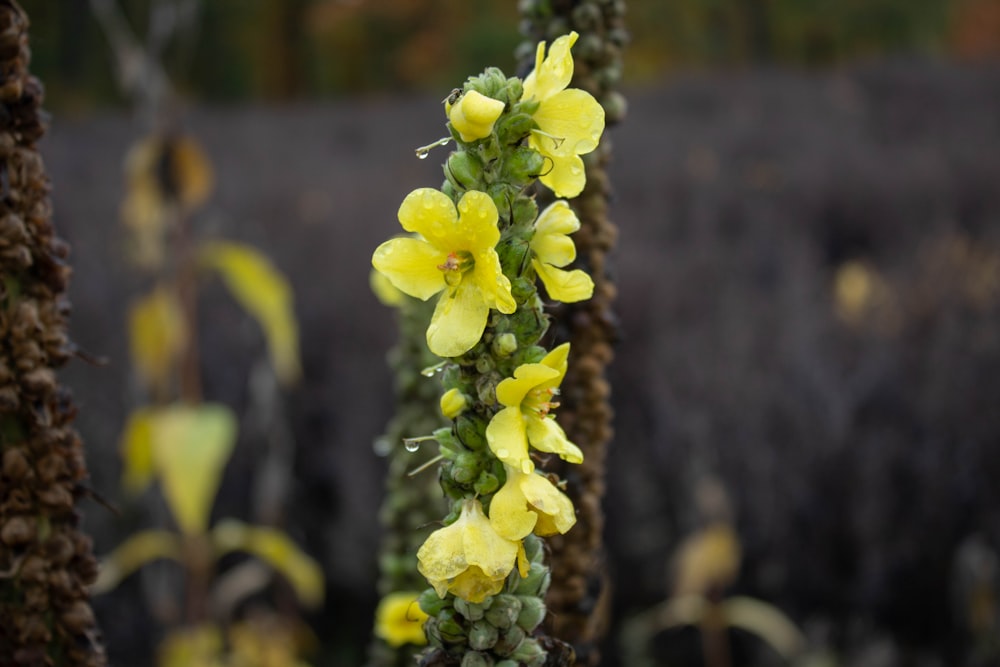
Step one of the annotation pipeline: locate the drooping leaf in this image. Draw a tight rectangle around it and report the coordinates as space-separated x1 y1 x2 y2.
128 284 186 395
200 242 301 385
92 530 183 594
212 519 324 608
150 403 238 535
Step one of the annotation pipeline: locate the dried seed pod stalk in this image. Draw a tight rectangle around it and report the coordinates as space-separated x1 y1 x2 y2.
0 1 106 665
518 1 628 664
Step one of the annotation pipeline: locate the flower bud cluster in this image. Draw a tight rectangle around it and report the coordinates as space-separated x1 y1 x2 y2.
371 32 604 666
0 2 105 664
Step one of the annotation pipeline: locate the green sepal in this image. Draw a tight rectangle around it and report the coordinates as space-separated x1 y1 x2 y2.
469 619 499 651
419 588 450 616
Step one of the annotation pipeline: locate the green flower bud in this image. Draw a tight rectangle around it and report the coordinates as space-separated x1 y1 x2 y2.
475 372 501 405
510 276 535 304
522 534 544 563
505 146 546 187
473 471 499 496
514 564 550 597
495 112 536 146
511 195 538 227
492 333 518 358
438 608 466 644
469 619 499 651
515 595 546 632
475 355 494 374
493 625 526 656
453 596 484 622
456 415 487 450
452 451 483 484
419 588 450 616
461 651 493 667
511 637 547 667
446 150 483 191
504 77 523 104
484 594 522 630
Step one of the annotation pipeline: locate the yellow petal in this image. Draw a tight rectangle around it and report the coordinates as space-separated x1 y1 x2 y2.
128 284 186 395
533 88 605 157
417 512 474 596
120 407 157 495
449 90 505 142
449 566 507 604
486 406 533 473
150 403 238 535
199 242 301 385
534 200 581 237
426 281 490 357
516 542 530 578
519 471 577 536
455 190 501 253
525 415 583 464
369 268 407 307
495 363 560 408
523 32 578 103
533 259 594 303
540 342 571 382
211 520 325 608
92 530 183 594
489 471 539 541
397 188 459 250
531 201 580 267
537 150 587 199
374 591 429 647
459 499 519 588
373 236 448 301
471 249 516 314
157 625 225 667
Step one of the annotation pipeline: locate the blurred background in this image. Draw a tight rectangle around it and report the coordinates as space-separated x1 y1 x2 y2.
23 0 1000 665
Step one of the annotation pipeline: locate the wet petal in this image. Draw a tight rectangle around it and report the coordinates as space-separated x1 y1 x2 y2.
486 406 533 473
456 190 501 252
449 566 506 603
427 281 490 357
533 88 605 157
537 151 587 199
495 363 560 407
417 514 471 598
472 249 516 314
531 232 576 268
540 343 571 383
489 472 540 541
520 472 577 536
526 415 583 464
372 237 447 301
522 32 578 102
461 500 520 581
398 188 460 249
533 260 594 303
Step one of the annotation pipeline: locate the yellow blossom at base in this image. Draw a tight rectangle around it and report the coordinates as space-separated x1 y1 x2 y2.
417 498 519 603
485 342 584 473
372 188 516 357
522 32 605 198
530 200 594 303
447 90 505 142
374 591 429 648
489 464 577 541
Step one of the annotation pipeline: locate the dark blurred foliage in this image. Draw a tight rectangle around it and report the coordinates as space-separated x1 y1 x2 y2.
26 0 1000 112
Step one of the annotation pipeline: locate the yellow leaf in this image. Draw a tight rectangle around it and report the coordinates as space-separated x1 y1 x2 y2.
150 404 238 535
212 519 324 608
672 522 741 596
200 242 301 385
93 530 183 594
120 407 157 495
157 624 225 667
128 285 187 395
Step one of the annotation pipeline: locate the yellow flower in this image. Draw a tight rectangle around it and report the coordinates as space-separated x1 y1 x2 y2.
369 268 406 307
489 464 577 541
440 388 468 419
372 189 516 357
522 31 605 198
447 90 506 142
530 200 594 303
417 498 519 603
485 342 583 474
374 591 429 648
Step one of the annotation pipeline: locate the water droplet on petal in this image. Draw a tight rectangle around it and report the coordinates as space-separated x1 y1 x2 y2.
521 460 534 474
496 448 509 459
